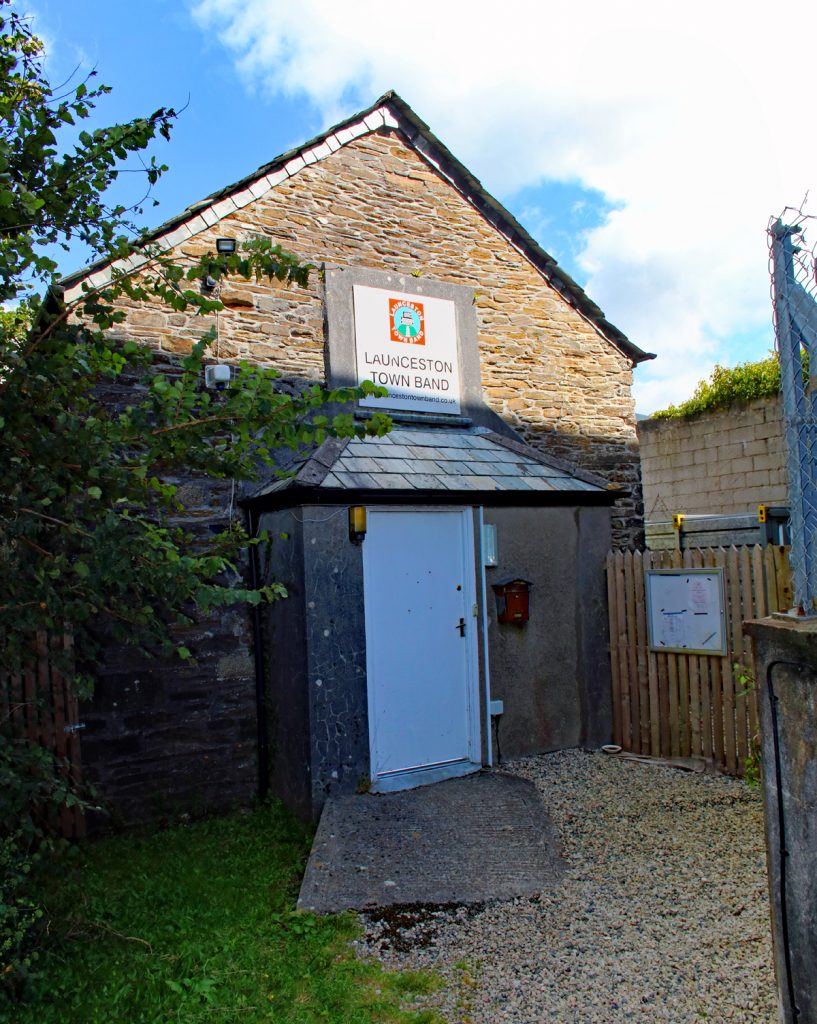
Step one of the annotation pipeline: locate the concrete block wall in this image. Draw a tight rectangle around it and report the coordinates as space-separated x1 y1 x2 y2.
638 397 788 520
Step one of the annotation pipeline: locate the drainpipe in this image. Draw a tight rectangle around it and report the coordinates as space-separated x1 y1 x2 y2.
246 507 270 802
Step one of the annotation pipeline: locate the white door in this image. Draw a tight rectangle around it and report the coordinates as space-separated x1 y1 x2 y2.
363 508 482 792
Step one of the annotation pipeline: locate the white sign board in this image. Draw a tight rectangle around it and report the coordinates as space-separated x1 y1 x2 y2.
645 569 727 656
353 285 461 414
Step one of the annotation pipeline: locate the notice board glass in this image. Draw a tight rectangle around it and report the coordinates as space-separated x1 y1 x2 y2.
645 568 727 656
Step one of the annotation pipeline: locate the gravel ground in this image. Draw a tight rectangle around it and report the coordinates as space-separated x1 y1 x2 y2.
357 749 777 1023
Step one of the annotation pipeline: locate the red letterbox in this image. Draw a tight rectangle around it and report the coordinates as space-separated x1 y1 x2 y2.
492 579 533 624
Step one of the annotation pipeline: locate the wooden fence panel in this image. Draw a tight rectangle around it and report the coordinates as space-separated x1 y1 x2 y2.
716 548 741 770
606 544 791 778
606 552 623 744
1 634 84 838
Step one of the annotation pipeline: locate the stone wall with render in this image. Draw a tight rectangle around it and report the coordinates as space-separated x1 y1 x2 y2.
638 397 787 520
106 130 643 547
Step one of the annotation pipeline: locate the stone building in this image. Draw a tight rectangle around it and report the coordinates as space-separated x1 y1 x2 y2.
62 92 653 822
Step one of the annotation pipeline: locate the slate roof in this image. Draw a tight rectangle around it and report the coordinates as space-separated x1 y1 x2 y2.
58 92 653 368
250 425 613 504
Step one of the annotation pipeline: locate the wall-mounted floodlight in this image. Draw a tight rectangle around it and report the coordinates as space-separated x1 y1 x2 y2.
216 238 237 254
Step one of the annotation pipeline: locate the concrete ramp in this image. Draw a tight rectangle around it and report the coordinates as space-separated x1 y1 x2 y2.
297 770 564 913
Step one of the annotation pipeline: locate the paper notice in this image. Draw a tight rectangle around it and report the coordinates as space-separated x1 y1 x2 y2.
688 576 712 614
660 610 687 648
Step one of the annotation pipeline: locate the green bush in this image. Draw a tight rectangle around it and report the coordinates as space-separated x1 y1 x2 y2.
0 734 84 996
651 355 784 420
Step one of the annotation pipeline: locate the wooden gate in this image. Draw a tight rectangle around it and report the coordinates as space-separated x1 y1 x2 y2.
606 545 792 776
1 632 85 838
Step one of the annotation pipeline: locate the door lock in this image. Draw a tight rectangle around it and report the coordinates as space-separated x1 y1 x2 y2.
456 617 466 637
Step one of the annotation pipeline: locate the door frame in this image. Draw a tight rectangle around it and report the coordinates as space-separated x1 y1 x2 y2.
362 505 484 792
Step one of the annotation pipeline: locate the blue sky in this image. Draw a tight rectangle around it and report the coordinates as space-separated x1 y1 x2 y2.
25 0 817 412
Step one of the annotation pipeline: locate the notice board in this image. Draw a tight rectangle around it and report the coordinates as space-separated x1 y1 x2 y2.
645 568 727 656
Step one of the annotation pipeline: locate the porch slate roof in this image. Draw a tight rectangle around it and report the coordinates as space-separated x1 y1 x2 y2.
250 425 611 500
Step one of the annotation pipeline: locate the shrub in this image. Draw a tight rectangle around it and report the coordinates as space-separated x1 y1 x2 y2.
0 734 83 996
651 355 783 419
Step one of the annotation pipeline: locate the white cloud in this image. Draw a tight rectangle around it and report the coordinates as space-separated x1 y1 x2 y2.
191 0 817 411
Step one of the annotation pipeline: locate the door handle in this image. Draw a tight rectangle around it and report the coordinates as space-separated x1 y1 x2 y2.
456 617 466 637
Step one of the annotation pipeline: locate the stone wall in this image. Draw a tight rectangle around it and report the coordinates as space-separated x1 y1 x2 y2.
80 603 257 829
77 357 260 827
106 129 642 546
638 397 787 520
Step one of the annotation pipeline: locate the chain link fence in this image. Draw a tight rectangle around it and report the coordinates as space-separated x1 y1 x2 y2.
768 209 817 612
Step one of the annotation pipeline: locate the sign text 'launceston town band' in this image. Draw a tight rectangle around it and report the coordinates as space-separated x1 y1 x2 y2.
353 285 461 414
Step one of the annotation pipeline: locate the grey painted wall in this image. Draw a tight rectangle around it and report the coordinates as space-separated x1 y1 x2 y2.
483 506 612 758
260 505 369 820
301 509 370 812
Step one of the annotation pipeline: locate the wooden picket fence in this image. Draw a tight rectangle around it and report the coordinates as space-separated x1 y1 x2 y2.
1 632 85 838
606 545 792 777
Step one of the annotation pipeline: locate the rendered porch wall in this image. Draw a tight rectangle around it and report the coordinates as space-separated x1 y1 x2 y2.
483 505 612 758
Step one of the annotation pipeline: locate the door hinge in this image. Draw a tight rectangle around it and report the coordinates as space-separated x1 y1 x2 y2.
472 603 478 616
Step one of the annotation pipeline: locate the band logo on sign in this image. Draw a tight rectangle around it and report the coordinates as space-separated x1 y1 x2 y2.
389 299 425 345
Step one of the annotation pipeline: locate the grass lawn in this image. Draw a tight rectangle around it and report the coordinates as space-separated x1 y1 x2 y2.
11 803 442 1024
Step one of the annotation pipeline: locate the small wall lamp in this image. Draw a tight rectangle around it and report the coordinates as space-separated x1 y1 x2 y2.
349 506 367 544
216 238 237 254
